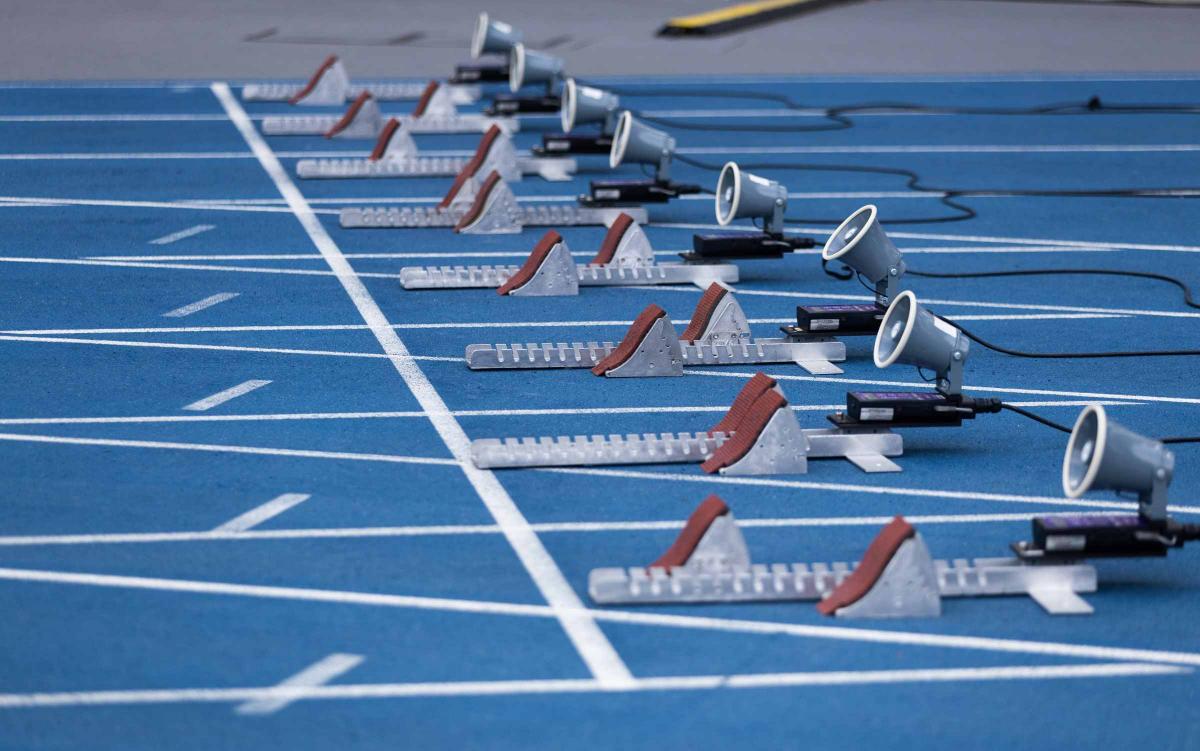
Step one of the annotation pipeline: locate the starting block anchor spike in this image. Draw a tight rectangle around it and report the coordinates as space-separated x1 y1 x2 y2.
497 232 579 296
591 305 684 378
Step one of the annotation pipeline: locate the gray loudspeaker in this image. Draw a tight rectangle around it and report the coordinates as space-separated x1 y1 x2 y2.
1063 404 1175 521
472 13 522 59
509 44 564 93
609 111 675 181
714 162 787 236
561 79 620 135
874 290 970 396
822 205 906 305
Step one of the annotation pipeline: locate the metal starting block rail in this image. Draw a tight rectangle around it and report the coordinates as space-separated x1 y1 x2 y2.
261 85 514 138
465 283 845 372
470 372 903 475
339 171 643 234
296 122 574 181
588 497 1098 617
399 216 737 293
241 56 480 105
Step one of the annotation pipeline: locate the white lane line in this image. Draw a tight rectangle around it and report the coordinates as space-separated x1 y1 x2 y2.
0 313 1124 338
0 663 1180 709
4 565 1200 669
183 380 272 411
213 493 312 533
0 399 1140 427
162 292 239 318
0 511 1133 548
680 144 1200 155
5 144 1200 160
543 468 1200 516
149 224 216 245
235 653 363 715
659 222 1200 255
651 285 1200 321
0 432 458 468
0 335 457 362
213 81 633 688
0 257 392 278
0 196 316 215
685 369 1200 407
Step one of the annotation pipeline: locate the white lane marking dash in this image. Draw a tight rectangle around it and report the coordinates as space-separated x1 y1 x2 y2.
183 380 271 411
149 224 216 245
235 653 363 715
213 493 312 533
162 292 239 318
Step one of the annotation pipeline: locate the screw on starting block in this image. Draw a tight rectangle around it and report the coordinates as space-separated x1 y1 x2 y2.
242 56 481 106
399 215 737 293
260 83 516 137
464 284 846 372
469 372 903 475
296 122 575 181
588 498 1098 616
338 171 644 233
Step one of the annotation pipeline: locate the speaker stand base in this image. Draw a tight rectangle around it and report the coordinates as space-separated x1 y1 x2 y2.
451 63 509 84
685 232 816 261
581 179 703 207
533 132 614 156
486 94 561 115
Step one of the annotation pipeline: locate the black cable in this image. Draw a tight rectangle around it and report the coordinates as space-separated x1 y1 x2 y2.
908 268 1200 310
936 314 1200 359
1000 404 1200 445
999 403 1074 433
672 153 1200 226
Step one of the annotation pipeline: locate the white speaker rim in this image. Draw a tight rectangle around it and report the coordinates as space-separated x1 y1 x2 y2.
1062 404 1108 498
715 162 741 226
509 44 525 93
471 12 488 59
561 78 577 133
823 204 878 262
873 289 918 369
610 111 633 169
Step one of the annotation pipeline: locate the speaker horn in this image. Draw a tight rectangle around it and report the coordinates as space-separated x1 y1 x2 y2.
472 13 522 59
715 162 787 236
874 291 970 396
822 205 906 305
562 78 620 135
509 44 564 93
610 111 675 181
1063 404 1175 521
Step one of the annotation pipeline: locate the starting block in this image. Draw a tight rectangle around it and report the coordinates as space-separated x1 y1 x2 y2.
464 284 846 373
260 83 514 137
588 497 1099 617
470 372 902 474
296 123 575 181
399 215 737 293
339 170 643 234
242 56 481 106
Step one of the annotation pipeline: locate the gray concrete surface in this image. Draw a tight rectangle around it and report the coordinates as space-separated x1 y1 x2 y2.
1 0 1198 81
